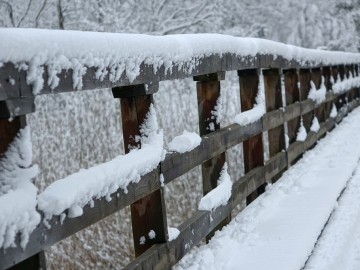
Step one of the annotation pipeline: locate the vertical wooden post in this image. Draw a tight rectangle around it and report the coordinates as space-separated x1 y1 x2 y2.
299 69 313 131
311 67 325 123
112 84 168 257
337 65 346 110
263 69 286 160
194 72 229 241
0 104 46 270
322 66 332 119
283 69 300 144
238 69 265 204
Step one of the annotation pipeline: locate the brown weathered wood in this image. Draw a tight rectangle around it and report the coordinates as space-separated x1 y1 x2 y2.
312 68 325 123
283 69 300 145
194 72 229 241
322 66 332 120
263 69 286 160
0 97 35 119
118 91 168 257
238 69 265 203
299 68 313 132
8 252 46 270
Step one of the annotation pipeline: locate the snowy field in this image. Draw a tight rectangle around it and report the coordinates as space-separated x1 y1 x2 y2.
175 106 360 270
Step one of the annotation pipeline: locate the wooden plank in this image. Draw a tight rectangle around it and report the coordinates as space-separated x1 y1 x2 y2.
238 68 265 203
1 55 352 101
312 68 325 123
299 69 313 131
0 97 35 119
263 68 286 160
118 92 168 257
194 71 229 241
8 252 46 270
283 69 300 144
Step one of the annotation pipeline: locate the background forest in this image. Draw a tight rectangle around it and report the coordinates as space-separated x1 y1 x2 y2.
1 0 359 269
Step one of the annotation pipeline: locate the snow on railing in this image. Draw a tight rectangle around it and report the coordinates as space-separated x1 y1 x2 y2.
1 28 360 95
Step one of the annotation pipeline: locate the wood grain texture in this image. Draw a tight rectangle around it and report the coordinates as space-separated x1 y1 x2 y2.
119 93 168 257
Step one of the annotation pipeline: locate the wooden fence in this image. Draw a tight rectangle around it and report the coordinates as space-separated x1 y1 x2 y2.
0 43 359 270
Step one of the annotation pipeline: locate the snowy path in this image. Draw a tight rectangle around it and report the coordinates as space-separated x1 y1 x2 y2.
175 107 360 270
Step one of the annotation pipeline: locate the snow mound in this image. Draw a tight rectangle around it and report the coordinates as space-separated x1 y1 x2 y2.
198 163 232 211
235 71 265 126
308 77 326 104
168 131 201 153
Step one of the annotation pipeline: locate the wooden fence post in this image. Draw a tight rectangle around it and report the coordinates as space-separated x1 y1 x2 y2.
299 68 313 131
194 72 230 241
337 65 346 110
263 69 286 161
0 101 47 269
237 69 265 204
112 84 168 257
322 66 332 119
311 67 325 123
283 69 300 145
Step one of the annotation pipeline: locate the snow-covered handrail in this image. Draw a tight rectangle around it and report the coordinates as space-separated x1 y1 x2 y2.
1 28 360 103
1 28 360 270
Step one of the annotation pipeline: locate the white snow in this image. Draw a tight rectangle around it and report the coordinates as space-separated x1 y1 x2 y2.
175 106 360 270
148 230 156 239
332 74 360 95
198 163 232 212
1 28 360 94
168 131 201 153
37 105 164 220
139 236 146 245
310 117 320 133
330 104 338 118
234 71 265 126
305 165 360 270
308 77 326 104
0 126 40 249
296 119 307 141
168 227 180 241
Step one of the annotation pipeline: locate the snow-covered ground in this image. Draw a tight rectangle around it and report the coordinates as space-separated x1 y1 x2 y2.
175 106 360 270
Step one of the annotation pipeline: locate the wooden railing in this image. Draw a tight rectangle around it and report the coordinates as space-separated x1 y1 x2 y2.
1 37 360 270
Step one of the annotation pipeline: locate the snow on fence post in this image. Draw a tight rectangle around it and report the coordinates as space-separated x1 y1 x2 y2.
337 65 347 111
299 68 313 132
283 69 300 146
311 67 326 123
0 111 46 269
112 84 168 257
193 71 230 241
237 69 265 204
322 66 333 120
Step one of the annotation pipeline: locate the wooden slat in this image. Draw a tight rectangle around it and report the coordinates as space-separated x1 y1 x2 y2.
284 69 300 145
299 69 313 131
312 68 325 123
238 68 265 203
118 91 168 257
0 97 35 119
195 72 229 241
263 68 285 159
